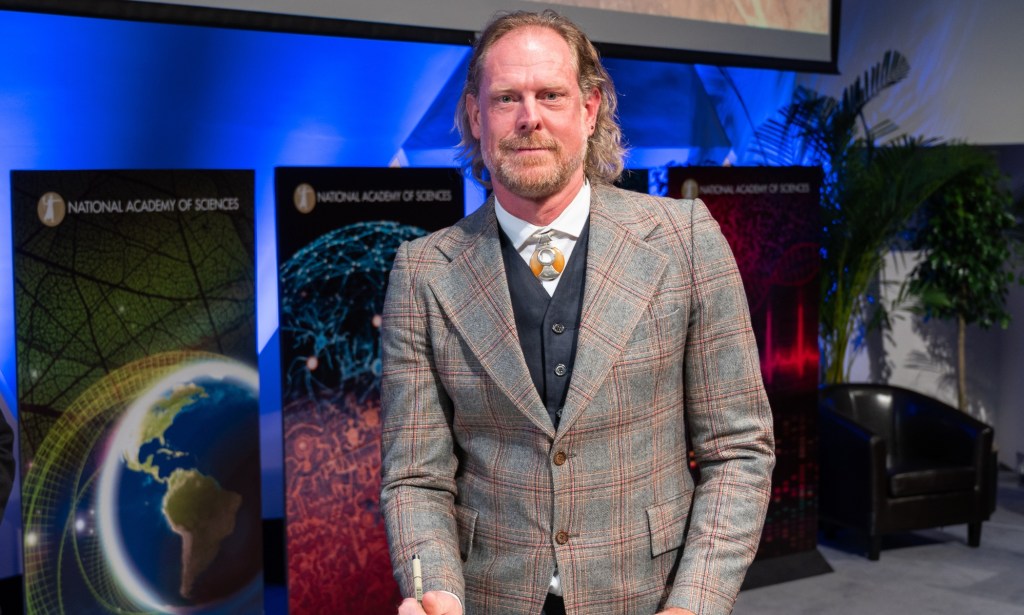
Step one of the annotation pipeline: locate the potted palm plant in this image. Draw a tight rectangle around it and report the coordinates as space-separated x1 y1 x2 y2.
753 51 994 383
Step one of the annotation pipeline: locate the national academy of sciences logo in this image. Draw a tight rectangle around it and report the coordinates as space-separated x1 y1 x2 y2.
293 183 316 214
38 192 66 227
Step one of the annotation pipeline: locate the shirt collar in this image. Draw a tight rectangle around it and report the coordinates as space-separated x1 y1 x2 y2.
494 180 591 251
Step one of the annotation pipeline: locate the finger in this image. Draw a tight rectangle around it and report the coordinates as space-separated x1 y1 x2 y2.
422 591 463 615
397 597 426 615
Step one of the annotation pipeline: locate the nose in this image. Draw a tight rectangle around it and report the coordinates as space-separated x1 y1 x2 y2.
516 97 541 133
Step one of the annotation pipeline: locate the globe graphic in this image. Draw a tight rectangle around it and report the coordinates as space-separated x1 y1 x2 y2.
96 360 263 612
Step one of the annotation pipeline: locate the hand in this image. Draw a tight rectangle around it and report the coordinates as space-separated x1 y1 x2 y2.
657 608 697 615
397 591 463 615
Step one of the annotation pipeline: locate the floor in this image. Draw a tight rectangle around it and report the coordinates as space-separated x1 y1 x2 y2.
733 470 1024 615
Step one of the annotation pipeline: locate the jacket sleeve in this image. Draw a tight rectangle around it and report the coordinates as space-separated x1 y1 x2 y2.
379 240 465 603
666 199 776 615
0 409 15 518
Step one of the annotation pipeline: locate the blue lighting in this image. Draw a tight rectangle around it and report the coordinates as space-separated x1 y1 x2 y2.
0 8 799 530
0 10 469 408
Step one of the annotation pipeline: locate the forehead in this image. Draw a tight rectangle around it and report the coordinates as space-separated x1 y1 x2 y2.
480 26 578 85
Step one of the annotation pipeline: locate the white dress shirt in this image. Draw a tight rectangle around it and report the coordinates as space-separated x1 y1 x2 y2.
495 181 591 297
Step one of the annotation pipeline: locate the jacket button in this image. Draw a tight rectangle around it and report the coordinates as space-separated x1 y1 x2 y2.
553 451 567 466
554 363 567 377
552 323 566 334
555 530 569 545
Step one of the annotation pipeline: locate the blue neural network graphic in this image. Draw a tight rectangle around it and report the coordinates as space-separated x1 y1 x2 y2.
278 221 427 401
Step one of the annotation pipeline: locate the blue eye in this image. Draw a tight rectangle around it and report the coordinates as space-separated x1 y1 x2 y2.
498 95 513 104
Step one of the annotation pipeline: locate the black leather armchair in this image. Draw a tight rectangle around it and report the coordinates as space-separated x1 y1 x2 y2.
818 384 997 560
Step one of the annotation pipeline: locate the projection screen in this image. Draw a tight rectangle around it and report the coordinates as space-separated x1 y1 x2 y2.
118 0 838 71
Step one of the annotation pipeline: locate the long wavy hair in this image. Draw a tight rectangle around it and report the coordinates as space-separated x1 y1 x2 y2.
454 10 625 188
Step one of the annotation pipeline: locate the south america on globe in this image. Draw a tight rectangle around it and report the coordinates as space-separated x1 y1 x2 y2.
164 468 242 599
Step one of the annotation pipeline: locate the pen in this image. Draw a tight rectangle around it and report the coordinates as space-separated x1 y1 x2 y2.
412 554 423 604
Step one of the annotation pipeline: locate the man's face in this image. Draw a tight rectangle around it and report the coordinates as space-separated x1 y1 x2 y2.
466 26 600 201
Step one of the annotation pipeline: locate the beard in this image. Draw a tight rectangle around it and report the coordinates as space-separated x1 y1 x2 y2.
487 134 587 200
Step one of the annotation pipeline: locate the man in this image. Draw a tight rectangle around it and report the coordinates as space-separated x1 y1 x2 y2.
380 10 774 615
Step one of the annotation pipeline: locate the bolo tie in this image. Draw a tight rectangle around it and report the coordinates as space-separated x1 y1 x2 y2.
529 229 566 281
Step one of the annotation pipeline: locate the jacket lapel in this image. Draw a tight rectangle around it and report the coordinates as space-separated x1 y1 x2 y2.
557 186 669 436
428 200 555 437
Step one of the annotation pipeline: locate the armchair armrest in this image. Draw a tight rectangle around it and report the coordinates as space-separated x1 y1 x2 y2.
895 397 994 472
818 405 887 529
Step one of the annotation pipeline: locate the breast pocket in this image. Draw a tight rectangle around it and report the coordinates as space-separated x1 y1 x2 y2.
622 306 684 362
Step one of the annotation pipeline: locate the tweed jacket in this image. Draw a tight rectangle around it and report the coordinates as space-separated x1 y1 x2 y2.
380 184 775 615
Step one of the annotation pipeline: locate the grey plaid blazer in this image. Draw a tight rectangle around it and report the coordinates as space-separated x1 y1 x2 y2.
381 184 775 615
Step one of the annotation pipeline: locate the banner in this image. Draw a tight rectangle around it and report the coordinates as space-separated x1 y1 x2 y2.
669 166 822 559
12 170 263 614
276 167 464 614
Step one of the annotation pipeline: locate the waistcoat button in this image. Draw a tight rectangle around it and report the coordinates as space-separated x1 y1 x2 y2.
555 530 569 545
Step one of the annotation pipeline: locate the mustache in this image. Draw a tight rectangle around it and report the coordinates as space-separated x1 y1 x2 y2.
499 136 559 152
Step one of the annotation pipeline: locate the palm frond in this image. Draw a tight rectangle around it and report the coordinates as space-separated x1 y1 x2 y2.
863 119 900 144
748 87 838 165
839 50 910 120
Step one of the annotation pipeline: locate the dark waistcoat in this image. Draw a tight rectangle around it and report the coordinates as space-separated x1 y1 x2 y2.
499 221 590 429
